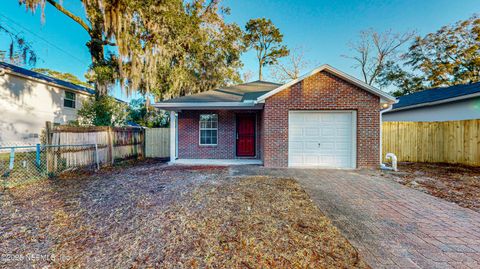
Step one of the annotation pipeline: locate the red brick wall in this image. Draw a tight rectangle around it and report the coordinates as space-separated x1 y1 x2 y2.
177 110 262 159
263 70 381 168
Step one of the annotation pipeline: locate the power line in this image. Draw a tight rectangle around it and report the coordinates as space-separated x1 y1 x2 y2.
0 13 89 65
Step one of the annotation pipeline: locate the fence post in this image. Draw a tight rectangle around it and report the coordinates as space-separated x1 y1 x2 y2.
108 127 114 165
8 148 15 170
141 127 145 159
144 128 148 158
45 121 53 144
94 143 100 171
35 144 41 167
45 121 53 174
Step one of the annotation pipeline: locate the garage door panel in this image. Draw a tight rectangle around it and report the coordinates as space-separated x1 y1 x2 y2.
305 113 320 122
289 111 355 168
304 141 320 149
289 154 304 165
290 128 303 136
321 128 335 136
321 113 335 122
305 127 320 136
289 141 304 152
304 155 320 165
335 113 352 122
320 142 335 150
336 142 351 150
336 128 350 136
335 157 351 167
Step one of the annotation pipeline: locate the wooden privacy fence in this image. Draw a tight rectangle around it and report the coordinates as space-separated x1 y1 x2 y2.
382 120 480 166
45 122 170 166
145 128 170 158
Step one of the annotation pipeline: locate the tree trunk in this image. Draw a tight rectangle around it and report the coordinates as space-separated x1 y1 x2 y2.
86 27 106 99
259 62 263 81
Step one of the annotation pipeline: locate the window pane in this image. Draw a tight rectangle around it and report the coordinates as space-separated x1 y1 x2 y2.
200 115 208 122
64 99 75 108
211 130 217 144
65 91 76 100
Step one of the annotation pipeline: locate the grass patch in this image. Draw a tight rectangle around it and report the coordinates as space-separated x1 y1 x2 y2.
165 176 368 268
1 163 368 268
381 162 480 212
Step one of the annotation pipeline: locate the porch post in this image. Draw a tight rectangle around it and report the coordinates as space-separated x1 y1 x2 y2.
169 111 177 162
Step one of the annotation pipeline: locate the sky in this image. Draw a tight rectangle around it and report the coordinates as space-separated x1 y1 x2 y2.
0 0 479 102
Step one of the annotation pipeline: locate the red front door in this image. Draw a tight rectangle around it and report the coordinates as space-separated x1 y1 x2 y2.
236 114 256 157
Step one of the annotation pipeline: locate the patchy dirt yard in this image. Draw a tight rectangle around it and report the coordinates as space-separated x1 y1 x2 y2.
1 161 368 268
379 162 480 212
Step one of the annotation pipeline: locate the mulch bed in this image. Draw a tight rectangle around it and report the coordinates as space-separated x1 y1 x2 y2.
381 162 480 212
1 161 368 268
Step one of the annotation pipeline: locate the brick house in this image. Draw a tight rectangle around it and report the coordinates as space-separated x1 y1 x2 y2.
154 65 396 169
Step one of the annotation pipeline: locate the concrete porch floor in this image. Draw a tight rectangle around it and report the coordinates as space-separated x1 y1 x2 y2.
170 159 263 166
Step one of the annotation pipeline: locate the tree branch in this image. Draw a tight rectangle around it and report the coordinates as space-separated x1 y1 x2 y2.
46 0 91 33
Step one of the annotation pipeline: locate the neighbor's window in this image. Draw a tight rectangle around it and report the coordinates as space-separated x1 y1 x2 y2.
64 91 76 108
199 114 218 145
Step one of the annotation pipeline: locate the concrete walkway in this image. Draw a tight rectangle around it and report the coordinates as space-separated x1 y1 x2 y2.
230 166 480 269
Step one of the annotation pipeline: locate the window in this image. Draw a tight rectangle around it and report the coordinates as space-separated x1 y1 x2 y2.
64 91 76 108
199 114 218 145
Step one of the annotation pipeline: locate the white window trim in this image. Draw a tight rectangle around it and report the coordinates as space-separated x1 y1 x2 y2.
64 91 77 109
199 114 218 146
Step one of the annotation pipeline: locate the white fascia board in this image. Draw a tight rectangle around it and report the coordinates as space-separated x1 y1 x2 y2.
255 64 397 103
386 91 480 113
153 102 254 107
152 102 263 110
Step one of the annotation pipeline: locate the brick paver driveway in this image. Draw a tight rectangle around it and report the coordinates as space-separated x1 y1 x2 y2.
230 166 480 269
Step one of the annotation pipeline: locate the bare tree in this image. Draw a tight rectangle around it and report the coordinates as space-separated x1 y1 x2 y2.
270 47 311 83
242 70 254 82
344 29 415 85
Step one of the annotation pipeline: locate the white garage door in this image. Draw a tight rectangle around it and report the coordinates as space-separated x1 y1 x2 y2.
288 111 356 168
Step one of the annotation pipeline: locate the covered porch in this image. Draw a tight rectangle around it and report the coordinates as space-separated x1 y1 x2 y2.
152 81 283 166
163 107 264 165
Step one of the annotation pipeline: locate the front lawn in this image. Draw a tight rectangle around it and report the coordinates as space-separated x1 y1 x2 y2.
0 161 367 268
380 162 480 212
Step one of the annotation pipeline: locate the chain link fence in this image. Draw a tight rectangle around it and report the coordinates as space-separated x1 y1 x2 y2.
0 144 99 188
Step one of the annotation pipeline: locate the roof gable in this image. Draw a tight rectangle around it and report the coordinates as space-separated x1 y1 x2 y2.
392 82 480 111
161 80 281 103
255 64 396 103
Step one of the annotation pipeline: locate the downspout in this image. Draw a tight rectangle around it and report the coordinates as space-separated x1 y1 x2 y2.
379 102 395 166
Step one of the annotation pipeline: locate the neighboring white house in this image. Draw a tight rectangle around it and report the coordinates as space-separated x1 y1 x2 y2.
0 62 94 146
383 82 480 122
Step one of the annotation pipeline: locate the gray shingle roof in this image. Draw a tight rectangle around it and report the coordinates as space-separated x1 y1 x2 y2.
162 80 282 103
0 61 95 95
391 82 480 111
